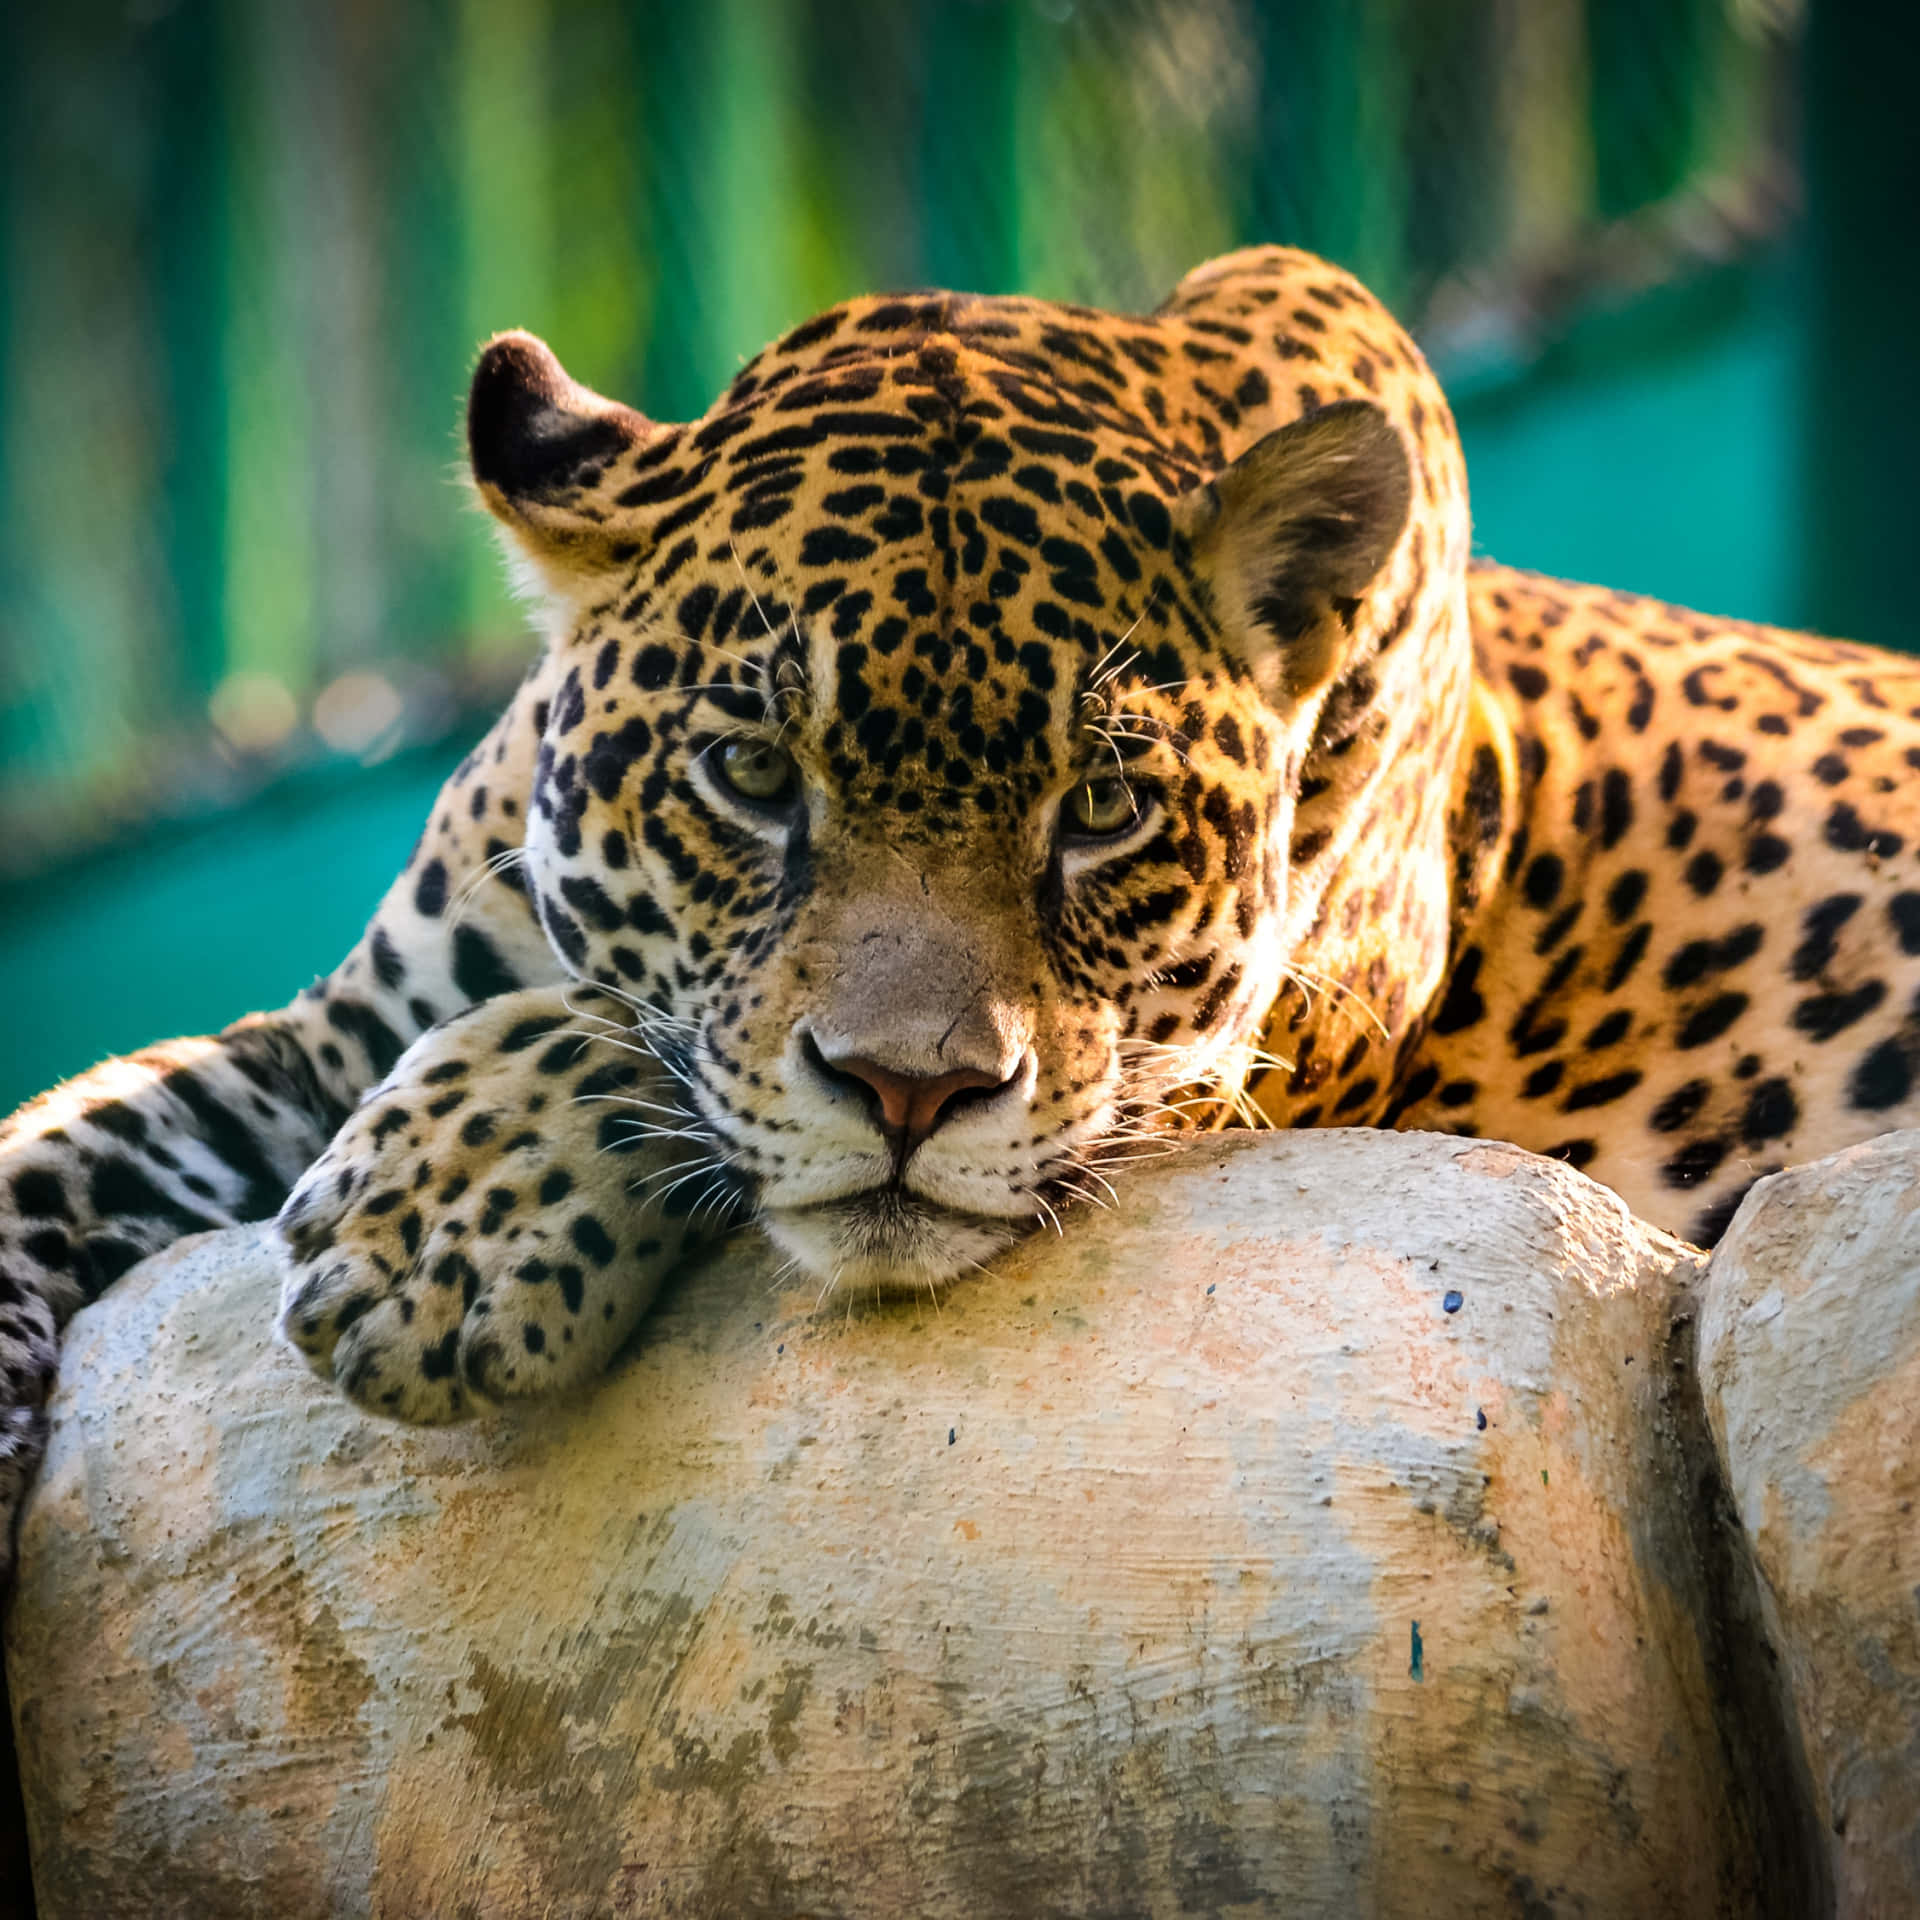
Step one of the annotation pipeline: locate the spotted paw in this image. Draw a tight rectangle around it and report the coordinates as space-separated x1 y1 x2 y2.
275 987 723 1421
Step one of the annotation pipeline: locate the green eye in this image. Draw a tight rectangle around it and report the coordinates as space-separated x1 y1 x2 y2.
1065 775 1138 837
714 738 798 806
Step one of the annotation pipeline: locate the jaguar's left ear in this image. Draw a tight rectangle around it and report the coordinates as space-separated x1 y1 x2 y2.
468 331 665 602
1174 399 1411 704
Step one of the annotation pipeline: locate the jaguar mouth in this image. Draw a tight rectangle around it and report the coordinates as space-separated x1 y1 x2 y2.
759 1186 1031 1293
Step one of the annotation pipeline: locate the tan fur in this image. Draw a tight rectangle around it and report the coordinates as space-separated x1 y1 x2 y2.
0 246 1914 1555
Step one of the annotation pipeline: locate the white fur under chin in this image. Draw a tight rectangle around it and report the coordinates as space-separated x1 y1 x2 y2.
761 1192 1030 1295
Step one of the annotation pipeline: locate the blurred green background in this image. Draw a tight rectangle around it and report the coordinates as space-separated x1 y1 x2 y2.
2 0 1913 1115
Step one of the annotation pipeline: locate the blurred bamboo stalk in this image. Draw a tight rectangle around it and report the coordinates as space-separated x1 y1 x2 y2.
0 0 1801 879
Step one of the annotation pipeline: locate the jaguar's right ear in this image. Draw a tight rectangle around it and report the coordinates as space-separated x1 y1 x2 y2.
1174 399 1411 707
467 332 665 600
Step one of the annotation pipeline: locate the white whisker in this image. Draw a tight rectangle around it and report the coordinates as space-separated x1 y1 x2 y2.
1068 1162 1121 1205
450 843 528 923
637 1152 739 1201
761 1254 806 1299
1279 961 1388 1041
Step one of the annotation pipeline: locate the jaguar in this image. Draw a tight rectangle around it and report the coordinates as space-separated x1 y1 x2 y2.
4 245 1918 1578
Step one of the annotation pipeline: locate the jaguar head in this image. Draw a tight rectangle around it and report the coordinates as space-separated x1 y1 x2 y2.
468 290 1424 1290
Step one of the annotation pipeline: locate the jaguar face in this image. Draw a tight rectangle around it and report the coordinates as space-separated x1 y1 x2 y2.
470 307 1412 1289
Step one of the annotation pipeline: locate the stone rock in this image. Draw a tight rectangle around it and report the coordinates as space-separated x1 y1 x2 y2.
1699 1130 1920 1911
3 1129 1860 1916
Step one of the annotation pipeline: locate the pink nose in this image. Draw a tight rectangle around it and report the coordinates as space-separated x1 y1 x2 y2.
817 1049 1015 1154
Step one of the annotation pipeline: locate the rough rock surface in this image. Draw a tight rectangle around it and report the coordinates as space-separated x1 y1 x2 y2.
1699 1131 1920 1912
3 1129 1871 1916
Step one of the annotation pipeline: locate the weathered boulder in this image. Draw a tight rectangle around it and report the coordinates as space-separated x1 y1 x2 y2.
1699 1132 1920 1911
4 1128 1876 1916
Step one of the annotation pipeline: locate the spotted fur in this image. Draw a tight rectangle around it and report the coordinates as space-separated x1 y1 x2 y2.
3 246 1918 1564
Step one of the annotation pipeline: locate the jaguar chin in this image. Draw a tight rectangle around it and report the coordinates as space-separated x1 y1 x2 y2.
760 1190 1032 1296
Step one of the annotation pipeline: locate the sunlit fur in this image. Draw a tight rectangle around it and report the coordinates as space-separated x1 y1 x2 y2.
10 245 1920 1475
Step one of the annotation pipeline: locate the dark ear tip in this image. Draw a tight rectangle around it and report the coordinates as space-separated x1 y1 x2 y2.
1303 397 1413 539
473 330 571 411
468 332 571 492
468 331 644 504
1304 396 1407 464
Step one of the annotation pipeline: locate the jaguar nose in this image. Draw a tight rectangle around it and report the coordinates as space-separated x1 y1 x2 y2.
804 1035 1019 1157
